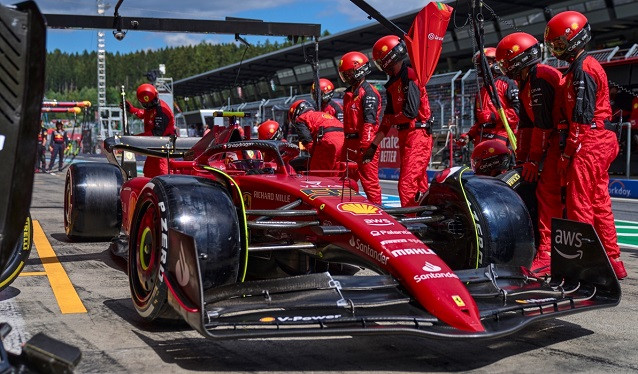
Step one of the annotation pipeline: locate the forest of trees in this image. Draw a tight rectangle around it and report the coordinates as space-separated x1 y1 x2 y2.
44 38 297 104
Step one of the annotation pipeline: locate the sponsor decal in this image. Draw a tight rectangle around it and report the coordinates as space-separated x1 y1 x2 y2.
554 246 583 259
554 229 582 247
175 242 190 287
338 202 381 216
428 32 444 41
422 262 441 272
515 297 556 304
414 272 459 283
301 188 349 200
253 190 291 203
260 314 342 323
452 295 465 307
349 236 388 264
242 192 251 209
391 247 435 257
468 200 485 266
364 218 395 227
609 180 631 198
505 172 520 187
158 201 168 282
379 150 397 163
370 229 411 237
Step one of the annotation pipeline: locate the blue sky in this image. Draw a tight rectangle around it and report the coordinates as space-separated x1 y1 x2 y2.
39 0 427 54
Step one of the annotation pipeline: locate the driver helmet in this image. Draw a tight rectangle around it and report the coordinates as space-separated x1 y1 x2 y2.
338 51 371 86
288 100 313 124
495 32 542 81
545 11 591 62
258 120 282 140
136 83 158 109
311 78 336 103
372 35 407 75
471 139 511 176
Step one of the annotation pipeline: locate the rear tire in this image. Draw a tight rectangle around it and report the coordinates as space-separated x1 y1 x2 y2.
64 162 123 240
0 215 32 292
128 175 241 321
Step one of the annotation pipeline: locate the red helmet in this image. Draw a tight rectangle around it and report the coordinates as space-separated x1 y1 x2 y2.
372 35 407 74
257 120 282 140
288 100 313 123
136 83 158 108
472 47 502 77
495 32 541 80
338 51 371 86
545 11 591 61
471 140 512 177
311 78 335 103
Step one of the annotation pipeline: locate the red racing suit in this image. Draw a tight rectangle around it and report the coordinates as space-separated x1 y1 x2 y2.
293 110 344 174
342 80 382 205
518 64 565 257
128 99 176 178
467 75 519 146
378 63 432 207
320 100 344 122
562 53 620 261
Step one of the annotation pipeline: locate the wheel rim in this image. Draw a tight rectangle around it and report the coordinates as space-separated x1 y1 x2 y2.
132 199 159 305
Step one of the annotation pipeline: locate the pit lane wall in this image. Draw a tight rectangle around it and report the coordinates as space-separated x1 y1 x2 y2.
378 127 638 199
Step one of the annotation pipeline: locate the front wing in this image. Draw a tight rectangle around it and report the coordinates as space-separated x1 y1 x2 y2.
162 219 621 340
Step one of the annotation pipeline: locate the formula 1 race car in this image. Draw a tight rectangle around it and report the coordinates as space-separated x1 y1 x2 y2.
63 125 621 339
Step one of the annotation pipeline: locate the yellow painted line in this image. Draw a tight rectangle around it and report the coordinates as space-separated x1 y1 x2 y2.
32 220 87 314
19 272 47 276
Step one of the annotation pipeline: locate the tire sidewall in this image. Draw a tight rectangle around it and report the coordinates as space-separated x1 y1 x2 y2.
128 182 169 320
0 215 33 291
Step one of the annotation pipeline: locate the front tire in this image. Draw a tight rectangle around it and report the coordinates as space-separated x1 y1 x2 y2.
128 175 241 321
0 215 32 292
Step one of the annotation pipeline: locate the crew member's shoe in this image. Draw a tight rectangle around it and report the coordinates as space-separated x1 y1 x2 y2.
610 257 627 280
530 252 551 277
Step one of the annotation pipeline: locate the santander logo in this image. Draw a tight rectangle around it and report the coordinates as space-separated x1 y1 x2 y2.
422 262 441 272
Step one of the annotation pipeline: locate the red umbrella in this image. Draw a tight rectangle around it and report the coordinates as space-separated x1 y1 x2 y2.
404 2 453 85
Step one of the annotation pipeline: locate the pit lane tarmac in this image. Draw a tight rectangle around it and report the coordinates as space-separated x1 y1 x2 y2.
1 165 637 373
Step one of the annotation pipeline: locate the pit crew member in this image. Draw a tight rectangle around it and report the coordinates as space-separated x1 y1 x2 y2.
47 121 68 172
339 51 383 205
461 47 519 146
364 35 432 207
257 119 284 141
312 78 344 122
545 10 626 279
289 99 344 173
496 32 565 275
122 83 176 178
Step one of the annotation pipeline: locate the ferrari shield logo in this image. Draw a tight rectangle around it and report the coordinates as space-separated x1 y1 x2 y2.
452 295 465 307
242 192 252 209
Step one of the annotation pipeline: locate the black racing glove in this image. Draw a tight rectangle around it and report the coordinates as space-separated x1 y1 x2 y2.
362 143 378 163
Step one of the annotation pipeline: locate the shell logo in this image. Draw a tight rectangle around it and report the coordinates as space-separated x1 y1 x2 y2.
381 45 388 52
143 95 149 102
259 317 275 323
488 147 495 153
327 84 333 90
337 202 381 215
339 59 343 67
322 113 334 120
512 45 520 53
571 22 579 31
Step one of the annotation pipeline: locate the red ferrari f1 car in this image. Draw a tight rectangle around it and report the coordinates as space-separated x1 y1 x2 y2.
64 123 621 339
